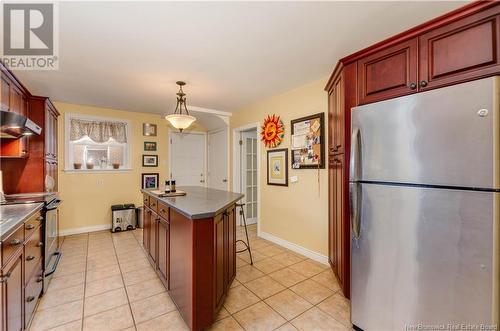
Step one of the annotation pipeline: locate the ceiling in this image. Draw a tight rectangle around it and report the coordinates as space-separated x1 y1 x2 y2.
12 1 466 114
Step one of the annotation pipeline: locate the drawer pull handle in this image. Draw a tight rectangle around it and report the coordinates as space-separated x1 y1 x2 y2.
37 216 43 221
26 255 36 261
37 242 44 247
26 224 35 230
36 276 43 283
26 296 35 303
160 209 166 213
10 239 21 246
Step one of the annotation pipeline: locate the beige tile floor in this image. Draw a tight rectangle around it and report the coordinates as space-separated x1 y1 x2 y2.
29 224 351 331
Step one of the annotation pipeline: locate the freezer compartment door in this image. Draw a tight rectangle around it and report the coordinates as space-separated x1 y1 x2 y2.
351 77 499 189
351 183 498 330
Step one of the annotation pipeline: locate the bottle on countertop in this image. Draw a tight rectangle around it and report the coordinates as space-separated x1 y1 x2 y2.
165 180 171 193
171 180 176 193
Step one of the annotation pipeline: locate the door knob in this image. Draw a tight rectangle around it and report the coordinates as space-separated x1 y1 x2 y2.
419 80 428 88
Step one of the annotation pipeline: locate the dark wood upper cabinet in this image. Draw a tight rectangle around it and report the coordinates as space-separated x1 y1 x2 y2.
329 72 346 155
419 5 500 90
358 38 418 105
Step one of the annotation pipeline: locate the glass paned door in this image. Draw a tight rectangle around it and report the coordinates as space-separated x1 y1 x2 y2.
242 131 257 224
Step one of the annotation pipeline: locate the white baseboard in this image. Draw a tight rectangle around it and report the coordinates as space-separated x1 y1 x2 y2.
258 230 329 265
59 224 111 237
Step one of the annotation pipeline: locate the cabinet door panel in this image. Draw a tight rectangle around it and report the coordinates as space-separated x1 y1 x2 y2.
9 86 22 115
226 207 236 284
358 38 418 104
1 75 10 111
419 5 500 90
158 218 169 288
149 213 158 264
214 214 225 309
143 209 151 252
3 253 23 331
328 158 336 268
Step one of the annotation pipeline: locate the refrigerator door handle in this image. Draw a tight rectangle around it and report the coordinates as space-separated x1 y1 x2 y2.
350 182 361 239
349 128 361 181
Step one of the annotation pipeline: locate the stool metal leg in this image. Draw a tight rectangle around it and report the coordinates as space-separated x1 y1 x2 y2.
235 204 253 265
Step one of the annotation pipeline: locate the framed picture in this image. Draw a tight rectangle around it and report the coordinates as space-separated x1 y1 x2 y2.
142 154 158 167
144 141 157 151
290 112 325 169
267 148 288 186
143 123 157 136
142 173 159 189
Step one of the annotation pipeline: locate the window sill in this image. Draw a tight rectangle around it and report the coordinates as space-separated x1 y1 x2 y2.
63 168 132 173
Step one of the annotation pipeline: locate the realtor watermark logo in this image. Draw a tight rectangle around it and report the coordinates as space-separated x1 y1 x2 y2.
1 2 59 70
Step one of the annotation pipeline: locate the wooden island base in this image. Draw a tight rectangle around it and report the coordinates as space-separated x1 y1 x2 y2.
142 188 240 331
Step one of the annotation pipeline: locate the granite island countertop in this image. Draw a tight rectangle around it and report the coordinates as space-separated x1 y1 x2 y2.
0 202 44 240
141 186 244 219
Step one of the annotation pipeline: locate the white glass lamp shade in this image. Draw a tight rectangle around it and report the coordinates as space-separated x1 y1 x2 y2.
165 114 196 130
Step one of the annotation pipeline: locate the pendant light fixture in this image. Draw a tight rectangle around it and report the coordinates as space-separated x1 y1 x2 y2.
165 81 196 132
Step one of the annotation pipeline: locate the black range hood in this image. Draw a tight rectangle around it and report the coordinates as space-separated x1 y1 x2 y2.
0 110 42 138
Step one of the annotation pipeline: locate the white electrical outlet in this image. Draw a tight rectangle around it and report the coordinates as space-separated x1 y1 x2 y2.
290 175 298 183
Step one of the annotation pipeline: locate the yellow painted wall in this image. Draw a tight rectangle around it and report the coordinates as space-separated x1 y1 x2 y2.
55 101 205 234
230 78 329 256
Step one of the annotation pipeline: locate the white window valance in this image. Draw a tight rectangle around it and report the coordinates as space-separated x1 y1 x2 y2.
70 118 127 143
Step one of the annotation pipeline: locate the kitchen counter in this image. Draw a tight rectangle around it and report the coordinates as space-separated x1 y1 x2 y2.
141 186 243 219
141 186 242 330
0 202 44 240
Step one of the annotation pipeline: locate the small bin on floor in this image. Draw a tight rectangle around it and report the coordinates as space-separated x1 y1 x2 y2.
111 203 137 232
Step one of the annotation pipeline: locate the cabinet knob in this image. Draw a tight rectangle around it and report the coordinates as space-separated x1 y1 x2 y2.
26 296 35 303
37 242 44 247
409 83 417 90
419 80 428 88
25 224 35 230
26 255 36 261
36 276 43 283
37 216 43 221
9 239 21 246
0 271 12 283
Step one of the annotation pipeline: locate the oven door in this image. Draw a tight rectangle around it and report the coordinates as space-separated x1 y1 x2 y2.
44 199 61 292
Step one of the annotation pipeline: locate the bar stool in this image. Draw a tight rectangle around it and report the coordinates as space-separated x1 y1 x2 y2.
235 203 253 265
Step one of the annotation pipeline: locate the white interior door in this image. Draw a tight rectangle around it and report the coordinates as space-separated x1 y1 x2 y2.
208 128 228 190
241 131 257 224
170 132 206 186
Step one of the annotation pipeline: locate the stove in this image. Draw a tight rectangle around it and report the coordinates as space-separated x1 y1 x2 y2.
4 192 62 293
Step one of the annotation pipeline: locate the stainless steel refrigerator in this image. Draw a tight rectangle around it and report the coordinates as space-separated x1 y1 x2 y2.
350 77 500 330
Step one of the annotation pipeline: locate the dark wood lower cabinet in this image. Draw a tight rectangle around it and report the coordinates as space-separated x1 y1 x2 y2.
142 193 237 331
157 218 169 289
149 213 158 264
2 252 23 331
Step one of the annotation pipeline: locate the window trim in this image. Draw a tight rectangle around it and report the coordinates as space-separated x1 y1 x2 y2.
64 113 132 172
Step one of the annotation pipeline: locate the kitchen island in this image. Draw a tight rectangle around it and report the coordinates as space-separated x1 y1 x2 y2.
141 186 243 331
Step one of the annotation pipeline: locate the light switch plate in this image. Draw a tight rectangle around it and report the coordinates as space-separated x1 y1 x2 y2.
290 175 298 183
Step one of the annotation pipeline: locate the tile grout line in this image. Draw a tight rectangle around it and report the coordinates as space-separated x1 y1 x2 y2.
110 233 140 331
80 232 90 331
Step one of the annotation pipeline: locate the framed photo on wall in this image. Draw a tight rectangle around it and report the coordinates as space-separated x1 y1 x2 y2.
142 173 159 189
290 112 325 169
142 154 158 167
143 123 157 136
144 141 157 151
267 148 288 186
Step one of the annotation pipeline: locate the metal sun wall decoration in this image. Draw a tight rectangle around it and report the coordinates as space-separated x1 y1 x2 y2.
261 114 284 148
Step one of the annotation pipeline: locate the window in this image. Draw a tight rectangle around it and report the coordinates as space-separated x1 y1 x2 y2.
65 114 131 171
